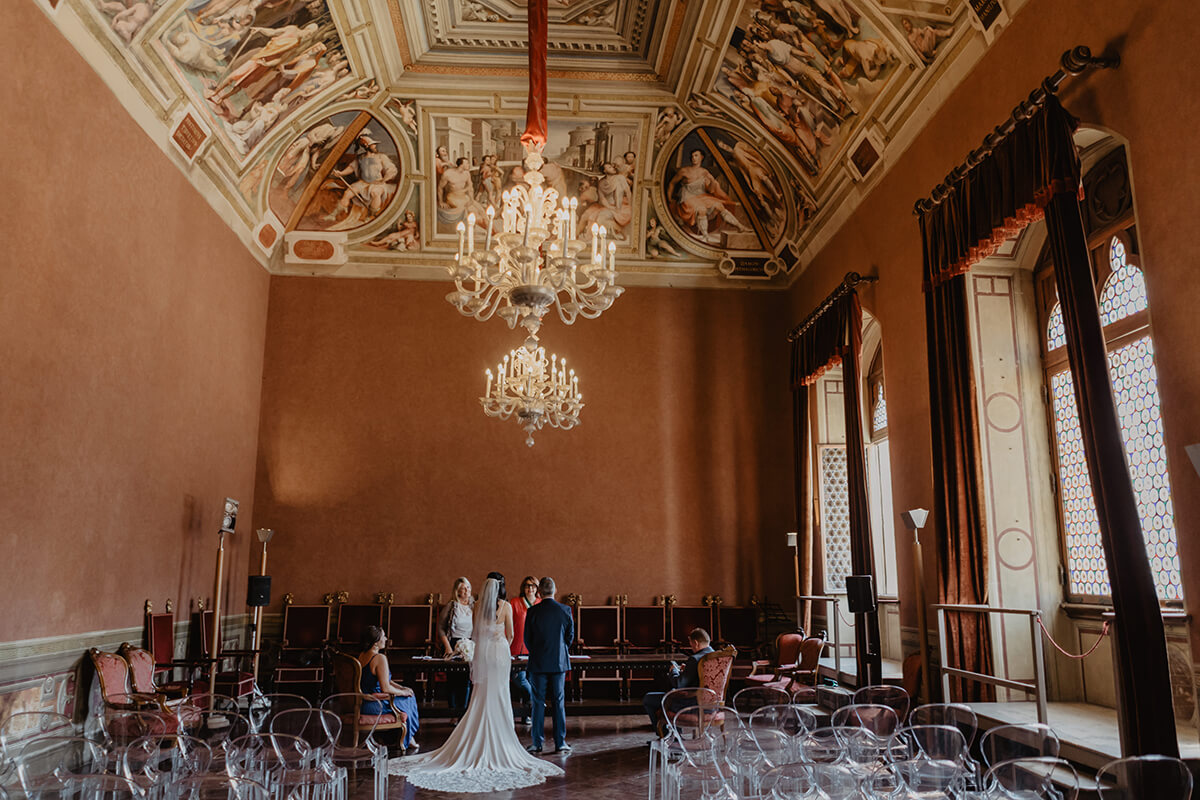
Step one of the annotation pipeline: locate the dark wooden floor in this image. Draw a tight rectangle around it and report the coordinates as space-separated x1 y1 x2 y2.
353 714 654 800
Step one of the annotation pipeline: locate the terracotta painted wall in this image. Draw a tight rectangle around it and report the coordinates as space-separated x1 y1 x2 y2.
786 0 1200 653
253 277 795 612
0 2 270 642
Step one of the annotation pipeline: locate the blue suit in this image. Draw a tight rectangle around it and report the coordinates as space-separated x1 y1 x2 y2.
523 596 574 749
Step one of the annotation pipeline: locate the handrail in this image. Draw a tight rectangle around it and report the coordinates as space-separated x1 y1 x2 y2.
796 595 842 680
934 604 1048 723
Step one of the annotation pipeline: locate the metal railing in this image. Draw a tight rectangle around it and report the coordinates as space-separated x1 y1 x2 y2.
934 603 1048 723
796 595 842 678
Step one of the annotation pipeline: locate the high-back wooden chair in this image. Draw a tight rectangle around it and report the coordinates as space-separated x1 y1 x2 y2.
576 605 621 652
717 605 761 654
335 604 384 649
274 602 332 690
782 634 826 702
117 643 187 700
385 604 434 655
185 612 255 699
622 606 667 653
328 650 408 748
669 606 714 650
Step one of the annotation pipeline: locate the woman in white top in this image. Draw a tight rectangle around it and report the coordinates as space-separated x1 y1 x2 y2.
391 576 564 792
437 577 474 720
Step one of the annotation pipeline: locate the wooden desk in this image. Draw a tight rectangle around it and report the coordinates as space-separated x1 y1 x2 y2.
388 653 686 705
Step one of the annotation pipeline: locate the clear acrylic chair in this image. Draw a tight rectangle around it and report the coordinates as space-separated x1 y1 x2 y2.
979 723 1060 770
120 733 212 796
320 694 386 800
650 688 720 800
763 762 859 800
831 703 901 741
798 728 845 766
859 762 907 800
673 760 737 800
747 704 816 763
169 774 270 800
60 773 143 800
731 687 790 721
853 685 911 724
248 695 310 735
99 709 180 750
725 728 790 797
269 709 345 800
0 712 74 779
1095 754 1193 800
15 735 106 800
983 756 1078 799
910 703 981 785
227 732 313 791
888 724 969 797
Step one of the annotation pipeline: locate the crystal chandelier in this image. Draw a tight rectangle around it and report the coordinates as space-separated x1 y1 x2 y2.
482 345 583 447
444 0 623 345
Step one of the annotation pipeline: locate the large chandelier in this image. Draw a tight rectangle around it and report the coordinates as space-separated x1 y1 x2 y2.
482 345 583 447
444 0 623 345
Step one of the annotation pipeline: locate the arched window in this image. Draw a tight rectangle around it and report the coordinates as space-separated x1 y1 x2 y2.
1042 232 1180 602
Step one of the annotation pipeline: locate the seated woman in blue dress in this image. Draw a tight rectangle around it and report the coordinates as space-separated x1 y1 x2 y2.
357 625 420 752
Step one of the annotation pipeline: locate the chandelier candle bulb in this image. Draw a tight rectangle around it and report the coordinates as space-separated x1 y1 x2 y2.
485 369 493 397
456 221 466 256
485 206 495 250
467 213 476 254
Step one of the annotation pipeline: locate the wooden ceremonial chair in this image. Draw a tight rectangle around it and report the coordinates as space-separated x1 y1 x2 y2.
141 603 195 694
328 650 408 747
274 602 332 691
185 611 255 699
335 603 385 648
117 643 188 702
88 648 170 712
621 605 667 653
669 605 713 650
574 603 622 700
386 603 434 655
717 605 760 654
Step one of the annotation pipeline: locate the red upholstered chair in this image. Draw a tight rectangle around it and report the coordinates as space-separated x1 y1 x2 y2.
778 634 826 702
745 632 805 688
697 646 737 704
185 612 255 699
385 604 434 656
335 604 385 649
88 649 170 713
329 651 407 747
118 643 188 701
668 606 713 651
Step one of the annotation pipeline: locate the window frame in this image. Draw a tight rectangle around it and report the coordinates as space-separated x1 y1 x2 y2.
1037 225 1181 606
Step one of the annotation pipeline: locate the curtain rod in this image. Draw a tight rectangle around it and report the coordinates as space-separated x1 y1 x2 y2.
786 271 878 342
912 46 1120 216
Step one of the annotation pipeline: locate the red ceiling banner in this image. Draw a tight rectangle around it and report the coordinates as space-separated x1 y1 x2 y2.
521 0 549 151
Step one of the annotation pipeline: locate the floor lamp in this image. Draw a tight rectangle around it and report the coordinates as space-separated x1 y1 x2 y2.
209 498 239 698
901 508 932 704
249 528 274 684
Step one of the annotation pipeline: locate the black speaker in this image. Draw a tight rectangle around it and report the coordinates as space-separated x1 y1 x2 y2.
845 575 877 614
247 575 272 607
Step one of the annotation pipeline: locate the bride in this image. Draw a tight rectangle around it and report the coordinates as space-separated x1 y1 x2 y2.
389 574 565 792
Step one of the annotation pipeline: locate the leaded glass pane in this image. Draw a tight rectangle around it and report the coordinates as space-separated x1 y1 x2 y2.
1047 302 1066 351
872 383 887 434
1051 335 1181 600
1099 238 1148 325
820 446 852 593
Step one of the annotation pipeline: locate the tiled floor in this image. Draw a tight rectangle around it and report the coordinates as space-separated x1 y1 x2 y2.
358 715 654 800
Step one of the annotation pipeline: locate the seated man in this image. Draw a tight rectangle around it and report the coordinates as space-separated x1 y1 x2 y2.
642 627 715 730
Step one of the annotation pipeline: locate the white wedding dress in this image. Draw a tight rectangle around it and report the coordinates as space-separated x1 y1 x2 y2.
389 579 565 792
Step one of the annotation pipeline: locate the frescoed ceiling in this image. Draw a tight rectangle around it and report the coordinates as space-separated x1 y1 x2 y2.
40 0 1027 287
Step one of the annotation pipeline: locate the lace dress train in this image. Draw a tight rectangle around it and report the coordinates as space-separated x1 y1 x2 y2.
388 614 564 792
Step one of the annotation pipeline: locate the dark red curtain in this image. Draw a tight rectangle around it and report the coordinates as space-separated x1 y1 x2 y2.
790 290 881 686
520 0 548 150
918 94 1176 756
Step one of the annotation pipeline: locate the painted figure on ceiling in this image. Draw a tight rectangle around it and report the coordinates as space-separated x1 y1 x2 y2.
275 119 345 194
368 210 422 251
94 0 158 44
901 17 952 65
324 129 399 223
667 149 752 243
577 162 633 240
438 157 487 227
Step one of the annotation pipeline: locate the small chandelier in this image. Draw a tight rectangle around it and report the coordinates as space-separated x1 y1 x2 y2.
482 345 582 447
444 0 623 345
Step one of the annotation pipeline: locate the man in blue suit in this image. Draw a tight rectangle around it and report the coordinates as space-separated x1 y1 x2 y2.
523 576 574 754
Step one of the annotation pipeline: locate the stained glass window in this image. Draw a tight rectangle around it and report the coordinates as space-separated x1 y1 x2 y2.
1047 302 1066 350
1099 238 1149 325
872 383 888 435
1048 236 1180 601
820 446 852 593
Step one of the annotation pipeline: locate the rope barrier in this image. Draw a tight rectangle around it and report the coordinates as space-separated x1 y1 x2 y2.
1036 614 1109 659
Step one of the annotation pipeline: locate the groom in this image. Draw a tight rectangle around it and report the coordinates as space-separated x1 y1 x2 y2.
523 576 574 754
